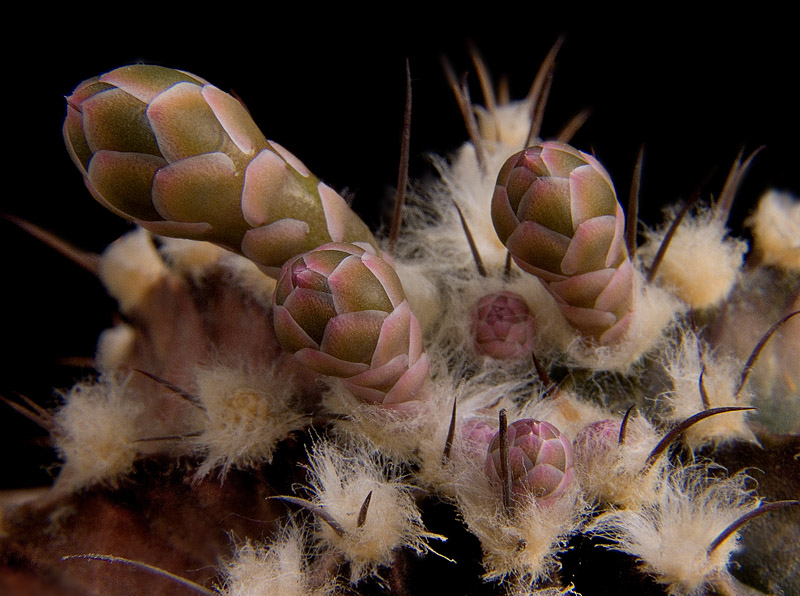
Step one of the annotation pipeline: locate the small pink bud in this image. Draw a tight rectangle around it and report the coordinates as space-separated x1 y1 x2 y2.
458 419 498 458
470 291 536 360
485 419 574 505
573 419 621 461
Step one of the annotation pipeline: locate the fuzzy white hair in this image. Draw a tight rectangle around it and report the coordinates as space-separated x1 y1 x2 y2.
303 439 440 584
221 524 336 596
53 374 144 489
590 466 760 596
190 360 309 479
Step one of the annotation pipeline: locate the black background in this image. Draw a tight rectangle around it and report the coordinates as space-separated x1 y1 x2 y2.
2 15 798 487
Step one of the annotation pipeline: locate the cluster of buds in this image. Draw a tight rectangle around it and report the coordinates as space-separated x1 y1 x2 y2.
272 243 430 408
63 64 378 276
491 141 634 344
63 65 430 407
470 291 537 360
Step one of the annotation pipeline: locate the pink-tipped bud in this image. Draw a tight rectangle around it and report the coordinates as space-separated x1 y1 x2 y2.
470 291 536 360
573 418 621 465
485 419 574 505
458 419 498 458
272 242 430 409
491 141 634 344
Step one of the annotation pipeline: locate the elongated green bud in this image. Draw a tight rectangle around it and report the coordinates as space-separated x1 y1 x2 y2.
64 65 378 276
491 141 634 344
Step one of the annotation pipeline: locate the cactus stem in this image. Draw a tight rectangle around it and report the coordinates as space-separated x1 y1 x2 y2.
735 310 800 398
62 554 217 595
442 395 458 461
618 406 635 445
713 146 764 226
356 490 373 528
3 214 101 275
625 145 644 259
498 409 513 514
441 56 487 172
268 495 346 537
707 500 800 557
451 198 486 276
388 60 413 254
642 406 756 472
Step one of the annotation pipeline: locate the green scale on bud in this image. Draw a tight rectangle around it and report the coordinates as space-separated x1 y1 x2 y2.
64 65 378 276
491 141 635 344
273 242 430 409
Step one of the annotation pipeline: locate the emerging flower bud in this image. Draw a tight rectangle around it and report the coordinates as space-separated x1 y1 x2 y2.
485 419 574 505
573 418 621 459
272 243 430 408
470 291 536 360
491 141 634 344
458 419 498 459
64 64 377 276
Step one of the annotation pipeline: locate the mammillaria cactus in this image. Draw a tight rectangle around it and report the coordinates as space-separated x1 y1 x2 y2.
272 242 430 408
491 141 634 344
2 37 799 596
63 64 378 275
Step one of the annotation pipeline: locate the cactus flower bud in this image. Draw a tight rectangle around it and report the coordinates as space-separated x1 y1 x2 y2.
64 65 378 276
485 419 574 505
572 418 622 474
470 291 536 359
272 243 430 408
491 141 634 344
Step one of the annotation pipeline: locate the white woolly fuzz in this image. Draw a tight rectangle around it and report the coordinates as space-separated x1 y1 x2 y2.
98 227 169 314
190 361 309 478
221 526 335 596
158 236 277 306
572 413 667 508
520 392 610 443
746 190 800 270
322 380 444 462
474 100 534 149
453 452 585 588
304 440 439 583
94 323 136 372
396 133 523 282
565 268 682 373
156 235 226 276
590 467 760 596
53 375 144 489
639 206 748 309
662 330 756 447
